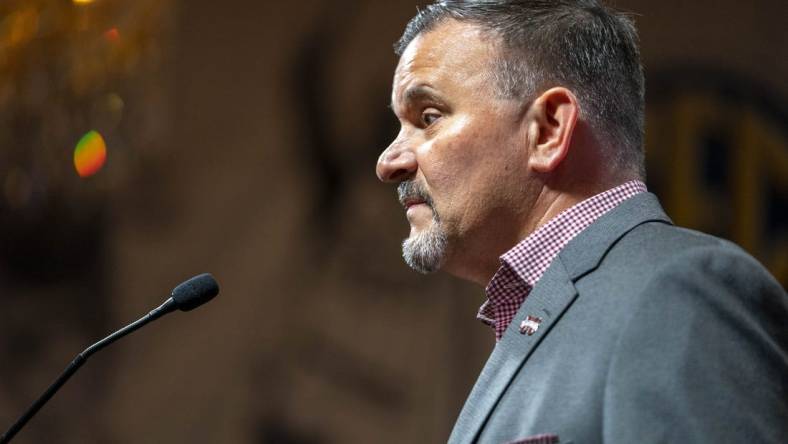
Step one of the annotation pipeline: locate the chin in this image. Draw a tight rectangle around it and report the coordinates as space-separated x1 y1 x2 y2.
402 223 448 274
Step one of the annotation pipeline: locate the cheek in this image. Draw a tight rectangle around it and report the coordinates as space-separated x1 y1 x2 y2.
415 114 525 218
420 116 486 174
418 132 492 215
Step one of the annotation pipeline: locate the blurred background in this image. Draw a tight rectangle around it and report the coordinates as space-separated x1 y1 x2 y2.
0 0 785 442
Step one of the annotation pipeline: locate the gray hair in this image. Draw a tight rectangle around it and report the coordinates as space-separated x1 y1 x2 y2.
395 0 646 178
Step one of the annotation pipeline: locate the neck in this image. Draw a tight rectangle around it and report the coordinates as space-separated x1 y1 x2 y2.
517 178 612 241
442 185 590 286
519 189 579 240
462 177 630 285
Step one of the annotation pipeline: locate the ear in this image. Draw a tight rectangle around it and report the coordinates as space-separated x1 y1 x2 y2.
525 87 579 173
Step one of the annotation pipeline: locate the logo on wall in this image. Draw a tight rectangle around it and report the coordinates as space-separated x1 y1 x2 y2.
646 66 787 286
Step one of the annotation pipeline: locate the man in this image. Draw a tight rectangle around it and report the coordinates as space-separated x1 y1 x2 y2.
376 1 788 443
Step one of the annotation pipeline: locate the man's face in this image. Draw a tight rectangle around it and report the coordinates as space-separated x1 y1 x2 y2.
377 20 536 283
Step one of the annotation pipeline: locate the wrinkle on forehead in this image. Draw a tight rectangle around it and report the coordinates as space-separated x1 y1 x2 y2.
392 20 499 109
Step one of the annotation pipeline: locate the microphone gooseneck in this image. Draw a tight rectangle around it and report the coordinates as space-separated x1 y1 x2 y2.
0 273 220 444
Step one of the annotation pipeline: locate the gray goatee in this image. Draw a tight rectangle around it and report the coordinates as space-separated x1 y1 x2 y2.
398 181 448 274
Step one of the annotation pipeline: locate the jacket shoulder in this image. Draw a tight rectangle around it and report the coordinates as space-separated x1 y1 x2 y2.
598 223 788 442
599 221 782 293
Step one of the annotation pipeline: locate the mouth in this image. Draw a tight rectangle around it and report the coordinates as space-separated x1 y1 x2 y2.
402 197 427 210
397 181 434 217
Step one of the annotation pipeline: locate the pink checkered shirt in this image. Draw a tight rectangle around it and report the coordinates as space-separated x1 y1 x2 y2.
478 180 647 340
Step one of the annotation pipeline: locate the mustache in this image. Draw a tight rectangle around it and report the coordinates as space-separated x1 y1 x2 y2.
397 180 435 209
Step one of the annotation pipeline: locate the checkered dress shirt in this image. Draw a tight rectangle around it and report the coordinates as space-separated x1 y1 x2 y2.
478 180 647 340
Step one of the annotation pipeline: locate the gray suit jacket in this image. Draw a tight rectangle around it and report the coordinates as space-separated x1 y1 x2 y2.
448 193 788 444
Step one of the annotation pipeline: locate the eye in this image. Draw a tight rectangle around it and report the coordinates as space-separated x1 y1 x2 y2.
420 108 442 127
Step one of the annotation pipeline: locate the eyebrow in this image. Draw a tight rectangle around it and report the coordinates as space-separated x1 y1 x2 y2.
390 85 447 113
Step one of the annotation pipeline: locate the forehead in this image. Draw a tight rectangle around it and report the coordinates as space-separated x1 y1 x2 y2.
393 20 498 102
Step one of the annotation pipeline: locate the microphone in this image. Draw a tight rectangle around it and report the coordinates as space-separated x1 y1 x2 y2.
170 272 219 311
0 273 220 443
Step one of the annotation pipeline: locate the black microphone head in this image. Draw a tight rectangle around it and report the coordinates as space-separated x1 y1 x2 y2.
171 273 219 311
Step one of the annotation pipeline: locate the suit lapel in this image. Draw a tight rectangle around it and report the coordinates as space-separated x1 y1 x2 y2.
448 193 673 444
448 259 578 444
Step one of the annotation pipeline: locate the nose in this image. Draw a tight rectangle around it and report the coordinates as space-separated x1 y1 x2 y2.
376 139 417 183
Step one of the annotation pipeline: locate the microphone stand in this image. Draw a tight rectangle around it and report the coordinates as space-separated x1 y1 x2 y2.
0 300 176 444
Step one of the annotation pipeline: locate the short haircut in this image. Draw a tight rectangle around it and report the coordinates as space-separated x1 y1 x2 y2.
395 0 646 178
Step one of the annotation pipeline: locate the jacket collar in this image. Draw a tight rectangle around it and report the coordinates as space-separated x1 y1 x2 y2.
559 192 672 280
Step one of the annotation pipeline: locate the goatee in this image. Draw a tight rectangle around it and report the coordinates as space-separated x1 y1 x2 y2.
398 181 448 274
